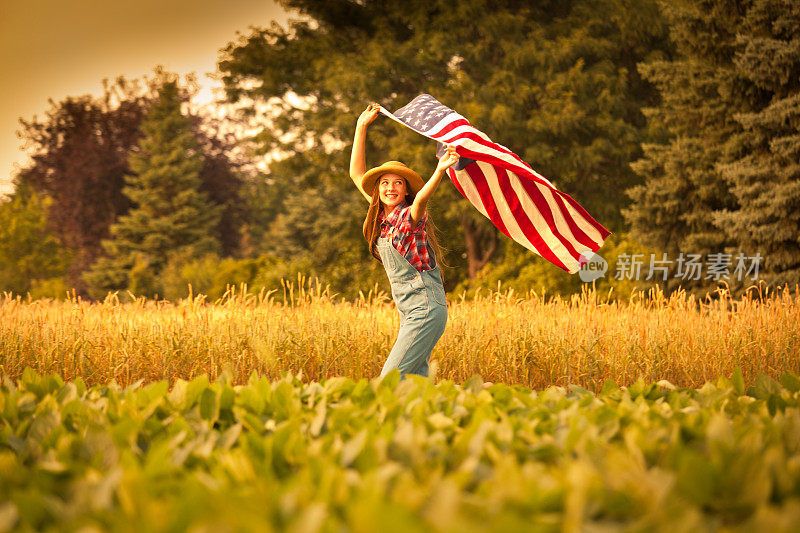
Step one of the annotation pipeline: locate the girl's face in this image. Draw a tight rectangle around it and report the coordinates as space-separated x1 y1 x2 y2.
378 173 408 210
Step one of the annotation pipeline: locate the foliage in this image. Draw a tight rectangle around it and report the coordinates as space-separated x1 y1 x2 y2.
626 0 800 294
0 182 70 297
714 0 800 288
82 81 223 301
458 232 659 299
1 368 799 531
218 0 670 296
159 251 316 301
14 69 247 297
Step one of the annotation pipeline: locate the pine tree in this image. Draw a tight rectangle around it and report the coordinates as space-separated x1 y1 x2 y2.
0 182 70 295
714 0 800 288
15 72 246 296
83 81 222 299
624 0 757 294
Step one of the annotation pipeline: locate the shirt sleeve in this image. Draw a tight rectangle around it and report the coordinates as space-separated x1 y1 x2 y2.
398 205 427 234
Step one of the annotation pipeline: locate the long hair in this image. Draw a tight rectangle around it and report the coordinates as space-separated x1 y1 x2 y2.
362 181 447 270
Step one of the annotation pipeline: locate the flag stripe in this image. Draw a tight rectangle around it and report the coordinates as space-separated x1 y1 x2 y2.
380 95 611 274
437 132 556 187
495 164 583 265
491 164 574 270
521 177 603 251
453 144 608 245
447 167 489 220
462 162 512 240
435 126 535 170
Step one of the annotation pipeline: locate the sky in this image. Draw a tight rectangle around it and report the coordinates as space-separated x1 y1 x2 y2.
0 0 290 197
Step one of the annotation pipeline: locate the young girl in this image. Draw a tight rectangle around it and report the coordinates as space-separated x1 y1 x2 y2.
349 103 459 379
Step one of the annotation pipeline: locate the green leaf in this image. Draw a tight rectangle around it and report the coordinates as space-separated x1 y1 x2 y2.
21 367 41 394
199 388 219 422
168 379 188 409
464 375 484 394
217 424 242 450
27 407 60 445
601 380 619 396
752 374 781 400
186 375 210 408
779 371 800 393
732 366 745 396
219 384 236 413
341 429 368 467
427 412 454 430
310 402 327 437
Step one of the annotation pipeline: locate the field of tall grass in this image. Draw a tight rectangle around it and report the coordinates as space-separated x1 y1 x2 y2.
2 279 798 390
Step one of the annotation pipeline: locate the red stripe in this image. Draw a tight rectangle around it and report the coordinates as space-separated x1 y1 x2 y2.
454 146 611 242
446 167 468 199
462 164 512 241
493 166 572 271
544 184 610 248
444 139 553 189
428 117 470 139
553 189 612 240
412 109 609 241
435 128 526 164
502 163 603 252
510 171 589 260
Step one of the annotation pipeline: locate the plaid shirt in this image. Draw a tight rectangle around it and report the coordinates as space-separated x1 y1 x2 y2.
378 201 433 272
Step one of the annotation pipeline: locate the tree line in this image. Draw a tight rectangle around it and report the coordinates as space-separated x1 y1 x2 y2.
2 0 797 301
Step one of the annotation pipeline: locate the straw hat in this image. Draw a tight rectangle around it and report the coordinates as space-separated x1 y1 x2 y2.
361 161 424 197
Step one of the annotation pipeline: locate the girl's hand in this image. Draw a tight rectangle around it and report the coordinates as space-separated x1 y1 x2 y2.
357 103 380 129
436 145 459 174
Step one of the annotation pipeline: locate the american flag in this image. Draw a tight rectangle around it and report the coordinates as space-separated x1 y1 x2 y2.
379 94 611 274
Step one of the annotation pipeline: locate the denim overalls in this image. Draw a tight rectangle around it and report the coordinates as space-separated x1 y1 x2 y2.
376 236 448 378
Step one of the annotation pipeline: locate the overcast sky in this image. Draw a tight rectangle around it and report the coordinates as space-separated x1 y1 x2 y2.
0 0 289 196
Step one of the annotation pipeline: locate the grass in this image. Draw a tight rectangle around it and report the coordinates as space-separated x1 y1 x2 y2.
1 280 798 391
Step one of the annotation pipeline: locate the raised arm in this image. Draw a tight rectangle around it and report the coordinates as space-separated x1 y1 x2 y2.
409 145 459 226
349 103 380 202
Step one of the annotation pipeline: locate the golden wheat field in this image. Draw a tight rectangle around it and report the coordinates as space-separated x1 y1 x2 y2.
1 280 799 391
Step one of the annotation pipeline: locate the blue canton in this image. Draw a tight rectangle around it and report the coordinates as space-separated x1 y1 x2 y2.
392 94 453 133
391 94 475 171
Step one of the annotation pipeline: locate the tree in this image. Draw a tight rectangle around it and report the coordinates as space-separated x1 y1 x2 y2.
625 0 799 294
14 81 146 294
218 0 670 296
82 81 222 299
14 69 247 296
0 181 70 296
714 0 800 288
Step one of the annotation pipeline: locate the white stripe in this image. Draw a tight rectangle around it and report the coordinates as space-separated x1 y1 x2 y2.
380 106 466 140
529 180 600 252
433 125 535 171
479 162 579 271
473 162 538 254
449 168 490 220
555 190 605 245
425 112 467 137
474 162 574 267
439 135 558 189
505 173 591 266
